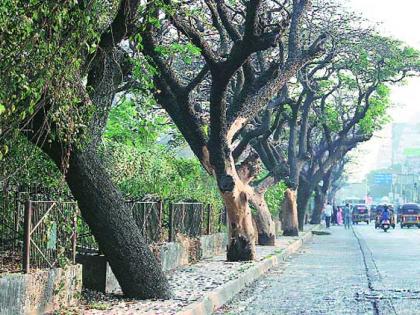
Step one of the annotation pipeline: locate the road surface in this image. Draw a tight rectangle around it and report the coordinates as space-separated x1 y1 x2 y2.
216 224 420 315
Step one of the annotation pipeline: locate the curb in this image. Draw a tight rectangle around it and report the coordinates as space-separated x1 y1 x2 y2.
177 225 321 315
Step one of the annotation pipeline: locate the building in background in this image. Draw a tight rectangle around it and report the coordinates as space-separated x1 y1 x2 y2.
392 123 420 169
366 123 420 204
336 182 368 205
374 128 392 170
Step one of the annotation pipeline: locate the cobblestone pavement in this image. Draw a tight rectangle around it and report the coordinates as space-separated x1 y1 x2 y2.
70 228 312 314
216 224 420 315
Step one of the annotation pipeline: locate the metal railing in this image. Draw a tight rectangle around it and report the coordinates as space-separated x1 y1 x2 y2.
23 200 77 272
1 192 223 273
0 186 68 254
77 201 215 245
168 202 212 242
76 217 99 255
129 201 163 244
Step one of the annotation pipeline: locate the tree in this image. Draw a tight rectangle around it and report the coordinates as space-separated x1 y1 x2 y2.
101 99 223 209
1 1 171 299
234 0 368 235
296 34 420 227
327 158 348 205
139 0 325 259
309 157 349 223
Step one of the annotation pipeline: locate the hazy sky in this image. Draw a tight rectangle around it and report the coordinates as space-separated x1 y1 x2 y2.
344 0 420 181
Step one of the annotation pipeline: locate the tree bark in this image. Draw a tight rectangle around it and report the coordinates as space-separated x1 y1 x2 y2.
297 180 312 229
310 170 331 224
221 179 257 261
51 147 171 298
251 214 259 245
236 154 275 246
280 188 299 236
311 187 324 224
250 192 276 245
25 108 171 299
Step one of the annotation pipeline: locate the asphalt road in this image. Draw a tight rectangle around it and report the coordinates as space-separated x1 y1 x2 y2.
216 224 420 315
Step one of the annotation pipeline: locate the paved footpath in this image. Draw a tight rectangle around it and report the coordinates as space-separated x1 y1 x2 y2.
69 227 316 314
216 225 420 315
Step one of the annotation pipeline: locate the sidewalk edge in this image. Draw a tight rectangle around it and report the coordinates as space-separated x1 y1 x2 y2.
177 225 321 315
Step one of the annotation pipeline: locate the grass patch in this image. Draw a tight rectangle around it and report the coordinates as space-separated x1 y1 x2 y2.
88 302 110 311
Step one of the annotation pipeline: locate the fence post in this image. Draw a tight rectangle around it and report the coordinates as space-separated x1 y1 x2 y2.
13 191 19 251
158 200 163 242
23 200 32 273
168 203 174 242
218 207 222 232
206 204 211 235
143 202 147 239
72 214 77 264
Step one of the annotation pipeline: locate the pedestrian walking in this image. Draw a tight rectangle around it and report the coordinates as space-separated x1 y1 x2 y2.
332 205 338 225
337 207 343 225
343 203 351 229
324 202 333 228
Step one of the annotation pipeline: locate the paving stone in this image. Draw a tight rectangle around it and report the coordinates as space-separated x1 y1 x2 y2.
70 227 314 314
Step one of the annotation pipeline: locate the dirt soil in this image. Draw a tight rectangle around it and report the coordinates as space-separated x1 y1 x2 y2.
0 250 22 274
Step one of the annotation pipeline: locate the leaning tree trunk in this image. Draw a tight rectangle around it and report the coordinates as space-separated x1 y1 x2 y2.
297 180 313 229
310 170 331 224
220 179 257 261
280 188 299 236
250 192 276 245
28 122 171 299
64 148 170 298
235 153 275 246
310 187 324 224
26 105 171 298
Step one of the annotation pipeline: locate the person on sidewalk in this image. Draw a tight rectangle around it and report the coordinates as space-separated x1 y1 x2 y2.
324 202 333 228
337 206 343 225
332 205 338 225
343 203 351 229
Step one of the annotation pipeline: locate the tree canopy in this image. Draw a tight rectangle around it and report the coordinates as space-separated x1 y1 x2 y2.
1 0 420 299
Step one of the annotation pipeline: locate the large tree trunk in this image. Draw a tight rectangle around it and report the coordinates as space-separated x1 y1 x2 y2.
297 180 312 229
235 153 275 246
26 106 170 298
311 187 324 224
310 171 331 225
55 147 171 298
221 181 257 261
250 192 276 245
19 0 171 298
25 78 171 298
280 188 299 236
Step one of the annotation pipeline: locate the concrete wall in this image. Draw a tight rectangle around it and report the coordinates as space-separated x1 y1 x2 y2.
158 242 189 272
75 254 123 294
200 233 228 259
0 265 82 315
160 233 227 270
78 233 228 294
